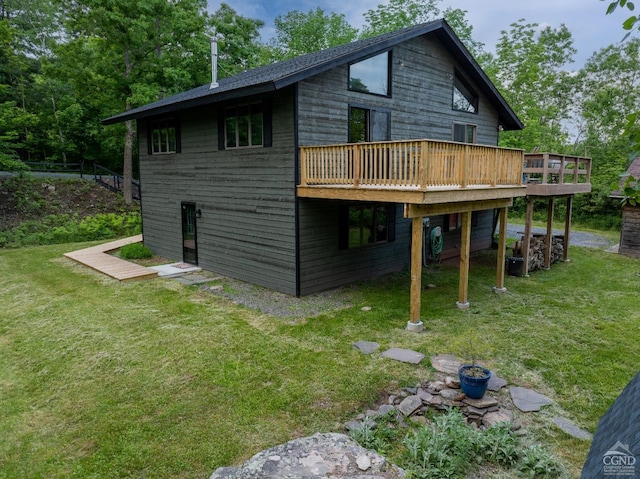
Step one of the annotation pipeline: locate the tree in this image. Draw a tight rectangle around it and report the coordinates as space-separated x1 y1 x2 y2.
210 3 266 76
360 0 484 58
60 0 214 204
0 15 37 170
578 39 640 186
270 8 357 61
603 0 640 159
483 20 577 153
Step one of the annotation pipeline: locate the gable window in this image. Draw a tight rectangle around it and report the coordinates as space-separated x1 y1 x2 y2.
150 119 178 154
453 122 477 144
225 102 263 148
349 51 391 96
339 203 396 249
349 106 390 143
452 70 478 114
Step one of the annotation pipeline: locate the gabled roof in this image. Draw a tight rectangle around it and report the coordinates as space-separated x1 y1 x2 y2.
103 19 523 130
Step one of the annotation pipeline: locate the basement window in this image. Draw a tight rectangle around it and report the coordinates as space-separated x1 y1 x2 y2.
150 119 178 154
339 203 396 249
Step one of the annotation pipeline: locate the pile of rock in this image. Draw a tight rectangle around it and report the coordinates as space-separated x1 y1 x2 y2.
346 372 516 434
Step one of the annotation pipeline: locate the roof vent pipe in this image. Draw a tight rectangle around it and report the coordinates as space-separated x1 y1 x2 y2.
210 36 219 89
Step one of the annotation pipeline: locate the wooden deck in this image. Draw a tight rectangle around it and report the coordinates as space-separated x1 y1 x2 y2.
523 152 592 196
64 235 158 281
298 139 526 204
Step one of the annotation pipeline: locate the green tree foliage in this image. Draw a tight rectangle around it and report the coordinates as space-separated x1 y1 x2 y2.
578 39 640 186
58 0 215 203
483 20 577 153
361 0 484 58
210 3 266 76
603 0 640 160
270 7 357 60
0 16 37 170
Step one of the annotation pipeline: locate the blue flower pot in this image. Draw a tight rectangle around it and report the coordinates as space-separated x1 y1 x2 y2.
458 365 491 399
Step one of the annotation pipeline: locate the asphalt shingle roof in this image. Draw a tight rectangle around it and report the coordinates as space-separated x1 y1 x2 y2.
103 19 523 130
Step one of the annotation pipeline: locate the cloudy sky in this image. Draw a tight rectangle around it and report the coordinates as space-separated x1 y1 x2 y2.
208 0 632 67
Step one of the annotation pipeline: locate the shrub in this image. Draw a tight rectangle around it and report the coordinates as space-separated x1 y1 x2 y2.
119 243 153 259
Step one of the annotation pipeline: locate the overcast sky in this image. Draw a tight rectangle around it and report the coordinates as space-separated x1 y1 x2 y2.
208 0 633 68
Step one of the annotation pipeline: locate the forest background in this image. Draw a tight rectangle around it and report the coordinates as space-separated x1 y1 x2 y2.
1 0 639 228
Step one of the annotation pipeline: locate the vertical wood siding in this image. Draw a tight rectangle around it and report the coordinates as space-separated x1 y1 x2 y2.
138 88 298 294
619 205 640 257
296 33 501 294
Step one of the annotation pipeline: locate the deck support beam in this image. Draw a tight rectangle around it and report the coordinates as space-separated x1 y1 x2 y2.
544 198 555 269
493 206 508 293
456 211 472 309
563 195 573 262
522 197 534 277
408 216 425 332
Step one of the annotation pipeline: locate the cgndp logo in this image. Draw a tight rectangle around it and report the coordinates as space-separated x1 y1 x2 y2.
603 441 636 477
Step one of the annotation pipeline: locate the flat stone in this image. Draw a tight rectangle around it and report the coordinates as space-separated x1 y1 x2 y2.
426 395 443 407
483 410 513 428
510 386 552 412
553 417 593 440
361 306 372 312
487 374 508 391
466 405 488 416
376 404 396 417
463 395 498 408
381 348 424 364
344 420 363 432
445 376 461 389
417 388 433 403
429 381 447 392
398 395 423 416
353 341 379 354
430 354 463 374
440 389 465 401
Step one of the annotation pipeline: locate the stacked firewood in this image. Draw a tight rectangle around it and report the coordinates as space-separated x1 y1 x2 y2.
526 234 564 271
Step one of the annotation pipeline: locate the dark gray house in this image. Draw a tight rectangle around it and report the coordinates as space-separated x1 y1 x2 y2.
104 20 525 315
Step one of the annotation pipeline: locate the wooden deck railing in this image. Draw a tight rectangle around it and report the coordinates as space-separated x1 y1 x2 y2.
299 139 524 190
523 153 591 186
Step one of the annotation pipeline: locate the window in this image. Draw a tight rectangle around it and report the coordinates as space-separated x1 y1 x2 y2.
453 122 477 144
150 119 178 154
349 106 390 143
339 203 396 249
224 103 263 148
442 212 478 232
452 70 478 114
349 51 391 96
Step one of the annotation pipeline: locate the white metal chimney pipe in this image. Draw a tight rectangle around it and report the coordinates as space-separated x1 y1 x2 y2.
210 36 219 89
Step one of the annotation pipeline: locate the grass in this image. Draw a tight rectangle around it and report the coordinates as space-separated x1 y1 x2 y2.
1 240 639 478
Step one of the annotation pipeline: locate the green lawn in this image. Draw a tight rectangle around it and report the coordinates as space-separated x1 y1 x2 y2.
0 241 638 478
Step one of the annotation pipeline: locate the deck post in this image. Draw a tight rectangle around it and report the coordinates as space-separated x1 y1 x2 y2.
456 211 471 309
563 195 573 262
494 206 508 293
544 197 555 269
408 216 425 332
523 197 533 277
